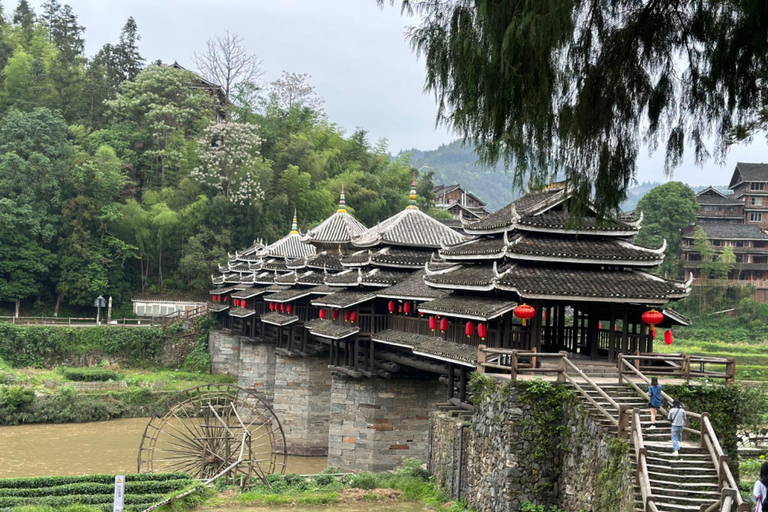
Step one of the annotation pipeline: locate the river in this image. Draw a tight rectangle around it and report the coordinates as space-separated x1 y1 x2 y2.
0 418 327 478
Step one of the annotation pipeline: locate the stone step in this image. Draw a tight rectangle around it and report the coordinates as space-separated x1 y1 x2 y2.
633 492 718 512
644 469 719 482
650 485 721 498
649 479 720 491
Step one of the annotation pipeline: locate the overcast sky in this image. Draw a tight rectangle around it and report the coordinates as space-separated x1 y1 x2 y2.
27 0 768 188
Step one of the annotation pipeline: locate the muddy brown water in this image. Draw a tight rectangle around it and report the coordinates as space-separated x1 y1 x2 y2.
0 417 327 478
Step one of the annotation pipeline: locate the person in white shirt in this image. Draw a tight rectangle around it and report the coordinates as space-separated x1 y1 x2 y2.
755 461 768 512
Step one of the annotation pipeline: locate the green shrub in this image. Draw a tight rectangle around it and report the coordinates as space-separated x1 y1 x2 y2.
349 474 378 490
0 473 190 489
0 386 34 412
61 368 121 382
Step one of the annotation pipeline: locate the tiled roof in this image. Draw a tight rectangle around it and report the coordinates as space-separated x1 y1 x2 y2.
424 264 497 291
340 249 371 267
264 288 314 303
305 319 360 339
253 271 277 285
506 235 665 265
208 303 230 313
370 247 433 268
264 284 291 292
681 223 768 240
229 262 250 272
695 191 741 206
231 287 268 299
260 312 299 326
228 306 255 318
301 212 367 244
286 258 307 270
262 259 290 272
353 208 467 248
417 295 516 321
267 233 317 259
296 270 325 286
311 290 376 308
730 162 768 188
663 308 691 326
308 284 336 295
440 237 507 259
305 252 344 271
274 271 297 285
463 187 565 233
209 286 237 295
376 270 449 301
325 269 361 287
495 266 689 302
361 268 411 287
372 329 477 367
240 240 268 257
516 211 637 234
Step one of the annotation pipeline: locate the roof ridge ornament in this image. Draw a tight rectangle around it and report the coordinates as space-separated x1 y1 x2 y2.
684 272 694 289
337 183 347 214
290 209 299 234
628 210 644 229
405 169 419 210
357 267 363 283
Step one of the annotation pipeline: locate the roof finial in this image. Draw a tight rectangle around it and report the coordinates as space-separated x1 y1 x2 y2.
337 183 347 214
405 169 419 210
290 208 299 234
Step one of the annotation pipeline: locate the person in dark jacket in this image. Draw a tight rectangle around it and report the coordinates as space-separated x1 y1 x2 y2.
647 377 663 429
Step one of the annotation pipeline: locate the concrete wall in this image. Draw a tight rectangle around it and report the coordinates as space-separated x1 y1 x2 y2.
209 330 240 375
238 341 276 406
430 381 634 512
272 355 333 456
328 376 444 473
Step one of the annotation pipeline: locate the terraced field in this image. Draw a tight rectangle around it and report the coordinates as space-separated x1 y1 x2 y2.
0 473 193 511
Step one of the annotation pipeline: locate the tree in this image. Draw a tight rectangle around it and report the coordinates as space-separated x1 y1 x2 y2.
107 64 209 187
193 31 265 119
692 225 716 279
382 0 768 214
634 182 698 277
13 0 36 44
269 71 324 111
0 108 73 305
191 121 266 205
714 245 736 280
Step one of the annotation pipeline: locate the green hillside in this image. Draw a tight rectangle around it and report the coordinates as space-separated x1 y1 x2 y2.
400 140 518 211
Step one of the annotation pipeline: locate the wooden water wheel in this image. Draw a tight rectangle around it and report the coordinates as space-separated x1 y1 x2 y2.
137 384 286 485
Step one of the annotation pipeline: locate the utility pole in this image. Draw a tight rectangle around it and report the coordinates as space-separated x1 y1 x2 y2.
94 295 107 325
107 296 113 324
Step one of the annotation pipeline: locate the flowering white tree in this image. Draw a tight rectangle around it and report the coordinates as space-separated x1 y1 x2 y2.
191 122 266 205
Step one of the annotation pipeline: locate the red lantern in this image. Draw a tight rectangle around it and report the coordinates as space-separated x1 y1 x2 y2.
514 304 536 327
287 304 292 314
664 330 673 345
440 317 448 333
344 310 351 322
319 309 326 319
280 303 285 313
478 323 487 340
212 295 217 302
598 321 602 330
651 327 656 340
269 302 275 311
388 301 395 314
241 300 246 308
350 311 357 323
429 316 437 332
543 309 547 323
332 309 339 320
404 302 411 315
234 299 239 307
465 321 474 338
641 309 664 335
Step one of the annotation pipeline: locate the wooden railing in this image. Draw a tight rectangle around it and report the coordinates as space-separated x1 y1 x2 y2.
0 315 157 327
631 409 658 512
476 346 630 438
619 353 736 385
618 356 748 512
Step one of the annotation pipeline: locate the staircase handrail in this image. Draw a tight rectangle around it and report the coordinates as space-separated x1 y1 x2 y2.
561 371 620 429
632 409 657 512
626 352 735 385
619 356 748 512
561 357 622 413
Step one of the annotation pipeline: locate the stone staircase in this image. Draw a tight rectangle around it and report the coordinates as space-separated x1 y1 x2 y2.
566 367 722 512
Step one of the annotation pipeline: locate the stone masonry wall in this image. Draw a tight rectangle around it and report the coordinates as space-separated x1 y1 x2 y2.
272 355 332 456
430 380 634 512
238 341 276 406
209 330 240 375
328 376 444 473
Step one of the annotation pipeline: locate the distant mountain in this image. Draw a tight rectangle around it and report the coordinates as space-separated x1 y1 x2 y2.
399 140 518 211
401 141 721 213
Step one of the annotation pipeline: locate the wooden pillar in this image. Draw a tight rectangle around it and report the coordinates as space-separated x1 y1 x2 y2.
447 363 455 400
621 308 629 355
608 305 617 363
531 301 543 352
557 304 566 351
353 335 359 370
459 367 467 402
588 306 599 359
503 313 511 348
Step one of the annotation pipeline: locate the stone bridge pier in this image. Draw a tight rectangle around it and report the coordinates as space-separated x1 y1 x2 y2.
328 375 444 472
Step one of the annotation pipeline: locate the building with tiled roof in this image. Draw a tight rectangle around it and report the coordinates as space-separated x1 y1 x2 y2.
432 183 490 220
